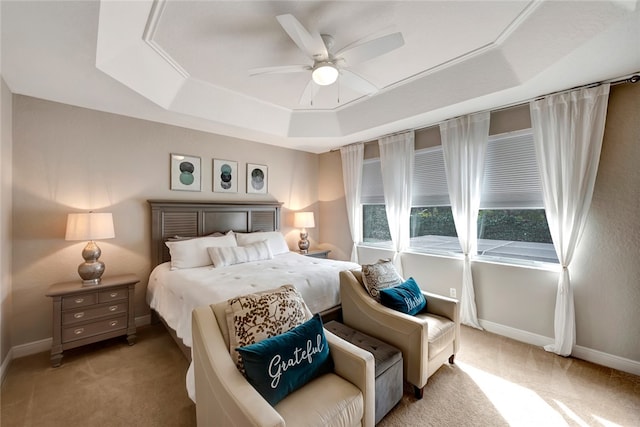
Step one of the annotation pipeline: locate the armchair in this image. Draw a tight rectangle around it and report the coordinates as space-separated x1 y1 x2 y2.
340 269 460 399
192 301 376 427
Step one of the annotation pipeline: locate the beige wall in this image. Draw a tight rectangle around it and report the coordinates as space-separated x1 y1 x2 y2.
1 77 13 367
319 82 640 363
572 83 640 356
8 83 640 366
318 151 352 261
11 95 320 346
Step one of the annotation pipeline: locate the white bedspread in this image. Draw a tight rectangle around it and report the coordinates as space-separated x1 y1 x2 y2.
147 252 359 402
147 251 359 348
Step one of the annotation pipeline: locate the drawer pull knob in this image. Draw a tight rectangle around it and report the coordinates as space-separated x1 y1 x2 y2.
74 328 84 335
74 312 84 319
74 298 84 304
110 293 118 298
109 305 118 312
109 320 118 327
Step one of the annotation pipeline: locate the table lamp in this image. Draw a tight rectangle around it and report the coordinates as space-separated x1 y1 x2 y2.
293 212 315 254
65 212 115 285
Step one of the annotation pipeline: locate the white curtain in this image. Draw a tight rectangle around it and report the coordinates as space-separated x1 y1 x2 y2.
440 112 490 330
530 84 610 356
379 131 414 276
340 143 364 263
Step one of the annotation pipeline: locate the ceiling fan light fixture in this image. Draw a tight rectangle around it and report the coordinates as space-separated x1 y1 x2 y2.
312 62 339 86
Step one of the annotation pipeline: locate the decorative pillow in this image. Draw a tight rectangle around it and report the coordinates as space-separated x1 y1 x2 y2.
237 314 333 406
379 277 427 315
208 240 273 268
226 285 312 371
165 233 237 270
361 259 403 300
235 231 290 255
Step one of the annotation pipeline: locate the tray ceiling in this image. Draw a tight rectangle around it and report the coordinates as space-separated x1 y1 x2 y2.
2 1 639 153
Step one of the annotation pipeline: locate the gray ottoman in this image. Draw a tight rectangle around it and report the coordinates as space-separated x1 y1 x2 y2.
325 321 403 424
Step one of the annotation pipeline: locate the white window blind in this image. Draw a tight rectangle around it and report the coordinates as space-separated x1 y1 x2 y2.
412 147 450 206
361 128 542 209
362 147 450 206
361 159 385 204
481 129 543 209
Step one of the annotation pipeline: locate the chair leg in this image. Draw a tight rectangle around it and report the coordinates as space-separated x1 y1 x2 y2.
449 354 455 364
413 385 424 399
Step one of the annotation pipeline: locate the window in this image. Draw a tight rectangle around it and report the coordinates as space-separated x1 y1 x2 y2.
360 129 558 264
362 204 390 243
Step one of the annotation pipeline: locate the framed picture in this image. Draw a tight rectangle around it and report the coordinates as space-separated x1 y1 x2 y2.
170 153 201 191
247 163 268 194
213 159 238 193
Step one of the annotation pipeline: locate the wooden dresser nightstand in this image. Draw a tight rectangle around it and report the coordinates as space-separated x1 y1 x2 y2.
46 274 139 367
302 249 331 259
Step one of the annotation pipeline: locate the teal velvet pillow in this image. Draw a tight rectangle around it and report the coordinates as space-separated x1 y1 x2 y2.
236 313 333 406
379 277 427 315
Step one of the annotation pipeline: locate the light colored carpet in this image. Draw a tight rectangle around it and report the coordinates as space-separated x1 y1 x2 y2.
2 323 638 426
379 326 640 427
1 323 196 426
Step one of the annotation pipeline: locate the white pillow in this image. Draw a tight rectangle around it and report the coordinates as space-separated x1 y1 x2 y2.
235 231 289 255
165 233 237 270
208 240 273 268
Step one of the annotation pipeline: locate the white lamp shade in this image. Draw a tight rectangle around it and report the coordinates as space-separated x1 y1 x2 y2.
294 212 315 229
65 212 115 241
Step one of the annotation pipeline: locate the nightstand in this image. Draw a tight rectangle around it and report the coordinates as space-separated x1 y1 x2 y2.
46 274 139 367
302 249 331 259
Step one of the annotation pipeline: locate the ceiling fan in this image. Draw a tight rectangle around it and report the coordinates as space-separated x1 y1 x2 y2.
249 14 405 105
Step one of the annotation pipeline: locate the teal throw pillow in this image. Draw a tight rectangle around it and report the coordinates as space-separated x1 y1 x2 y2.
379 277 427 315
236 313 333 406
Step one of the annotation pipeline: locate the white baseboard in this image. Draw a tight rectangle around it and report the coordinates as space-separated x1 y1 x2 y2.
572 345 640 376
479 319 554 348
5 316 638 379
5 314 154 364
1 348 13 385
12 337 52 358
135 314 151 327
479 319 640 376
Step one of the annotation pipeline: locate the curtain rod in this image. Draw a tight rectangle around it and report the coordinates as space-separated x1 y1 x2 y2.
331 72 639 152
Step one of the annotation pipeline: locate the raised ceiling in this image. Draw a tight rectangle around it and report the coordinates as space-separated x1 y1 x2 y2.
2 1 639 153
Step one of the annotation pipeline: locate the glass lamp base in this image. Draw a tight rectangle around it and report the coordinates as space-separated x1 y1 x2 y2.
82 278 102 286
298 231 310 254
78 241 105 285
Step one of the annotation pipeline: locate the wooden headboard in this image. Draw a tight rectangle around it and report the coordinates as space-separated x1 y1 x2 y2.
148 200 282 267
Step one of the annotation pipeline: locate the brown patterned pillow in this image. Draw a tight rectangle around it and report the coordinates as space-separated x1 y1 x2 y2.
361 259 403 301
225 285 312 372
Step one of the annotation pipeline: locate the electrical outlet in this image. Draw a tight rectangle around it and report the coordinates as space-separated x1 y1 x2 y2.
449 288 457 298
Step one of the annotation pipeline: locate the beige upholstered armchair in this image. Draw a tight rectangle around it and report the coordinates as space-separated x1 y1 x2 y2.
192 301 376 427
340 269 460 399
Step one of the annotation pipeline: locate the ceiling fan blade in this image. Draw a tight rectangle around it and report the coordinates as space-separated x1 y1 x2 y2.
249 65 310 76
336 32 404 66
340 70 379 95
276 14 328 60
299 79 320 106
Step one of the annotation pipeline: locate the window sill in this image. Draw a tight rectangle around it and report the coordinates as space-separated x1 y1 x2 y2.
473 254 559 272
358 244 560 272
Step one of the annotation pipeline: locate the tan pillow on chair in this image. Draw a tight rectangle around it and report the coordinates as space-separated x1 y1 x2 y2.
361 259 403 300
225 285 312 372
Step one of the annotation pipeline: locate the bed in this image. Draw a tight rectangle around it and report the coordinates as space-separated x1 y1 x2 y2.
145 200 360 401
